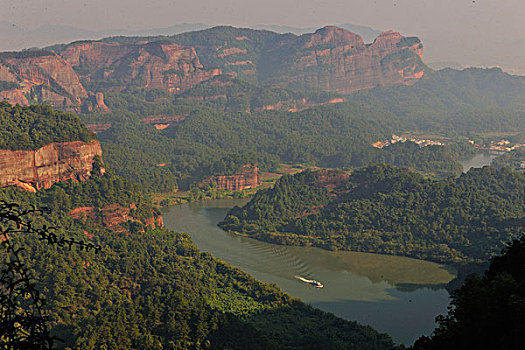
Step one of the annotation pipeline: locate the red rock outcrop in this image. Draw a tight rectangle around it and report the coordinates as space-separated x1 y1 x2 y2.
86 123 112 133
261 26 426 94
313 169 350 189
71 203 164 231
139 114 187 129
202 164 261 191
0 53 87 108
0 89 28 105
0 140 102 191
61 41 221 94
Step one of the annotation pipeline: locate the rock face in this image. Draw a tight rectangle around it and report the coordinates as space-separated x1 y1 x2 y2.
260 26 426 93
313 169 350 189
61 41 221 93
71 204 164 232
0 26 427 109
203 164 261 191
0 53 87 108
0 140 103 191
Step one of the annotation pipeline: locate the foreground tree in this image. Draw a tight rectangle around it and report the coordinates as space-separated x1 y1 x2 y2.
0 201 99 349
412 235 525 349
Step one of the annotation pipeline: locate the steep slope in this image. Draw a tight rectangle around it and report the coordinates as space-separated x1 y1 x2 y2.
1 25 427 107
61 40 221 93
259 26 426 93
0 103 101 191
171 26 426 93
0 51 87 109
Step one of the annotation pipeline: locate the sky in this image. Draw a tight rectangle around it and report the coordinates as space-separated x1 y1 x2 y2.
1 0 525 73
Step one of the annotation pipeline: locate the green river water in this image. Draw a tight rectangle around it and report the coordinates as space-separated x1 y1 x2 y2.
164 199 454 346
162 154 495 345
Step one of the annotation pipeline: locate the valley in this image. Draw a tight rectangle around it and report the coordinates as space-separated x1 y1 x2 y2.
163 198 454 345
1 21 524 350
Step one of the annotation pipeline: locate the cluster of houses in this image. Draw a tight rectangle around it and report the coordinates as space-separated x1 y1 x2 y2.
484 139 525 153
372 135 444 149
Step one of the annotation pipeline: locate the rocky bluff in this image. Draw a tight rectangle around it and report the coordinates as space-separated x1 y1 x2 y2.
0 26 426 108
0 140 103 192
0 51 87 108
202 164 261 191
60 41 221 94
259 27 426 93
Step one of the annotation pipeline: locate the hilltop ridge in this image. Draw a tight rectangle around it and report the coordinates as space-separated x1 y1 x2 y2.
0 25 427 110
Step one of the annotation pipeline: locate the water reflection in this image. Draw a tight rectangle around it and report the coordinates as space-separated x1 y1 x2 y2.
459 152 497 172
163 199 455 345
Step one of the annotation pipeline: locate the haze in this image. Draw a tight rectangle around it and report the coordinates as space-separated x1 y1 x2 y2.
1 0 524 74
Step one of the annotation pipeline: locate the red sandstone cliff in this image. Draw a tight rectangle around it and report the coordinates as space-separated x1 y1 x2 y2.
61 41 221 94
202 164 261 191
1 26 427 109
0 140 103 192
0 53 87 108
71 204 164 232
260 26 426 94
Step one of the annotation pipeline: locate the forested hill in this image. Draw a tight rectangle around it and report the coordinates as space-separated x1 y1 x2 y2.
412 236 525 349
97 100 470 192
0 177 397 349
349 67 525 135
0 102 95 150
220 165 525 264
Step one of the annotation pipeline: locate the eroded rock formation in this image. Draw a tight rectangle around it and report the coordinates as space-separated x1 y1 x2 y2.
71 204 164 232
260 26 426 93
0 140 103 192
61 41 221 94
202 164 261 191
0 53 87 108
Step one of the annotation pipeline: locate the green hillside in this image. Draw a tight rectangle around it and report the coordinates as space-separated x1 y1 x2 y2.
220 165 525 264
0 176 397 349
0 102 95 150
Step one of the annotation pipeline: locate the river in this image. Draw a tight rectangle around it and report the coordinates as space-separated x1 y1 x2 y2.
459 152 498 172
163 199 455 346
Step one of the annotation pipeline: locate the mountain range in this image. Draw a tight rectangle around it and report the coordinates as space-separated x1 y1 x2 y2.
0 25 425 111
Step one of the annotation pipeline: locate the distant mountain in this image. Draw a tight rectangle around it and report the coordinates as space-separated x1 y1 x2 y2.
252 23 382 43
0 25 427 110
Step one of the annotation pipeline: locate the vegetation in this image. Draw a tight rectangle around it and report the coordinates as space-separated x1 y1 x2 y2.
0 177 397 349
93 97 469 192
349 68 525 136
493 148 525 171
412 235 525 349
78 66 525 192
0 102 95 150
174 75 341 113
1 200 101 349
220 165 525 264
0 50 52 60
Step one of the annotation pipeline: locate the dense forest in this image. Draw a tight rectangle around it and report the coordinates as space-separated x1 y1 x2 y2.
2 24 525 349
0 176 397 349
412 236 525 349
93 97 471 192
220 165 525 264
493 148 525 171
76 66 525 193
0 102 95 150
349 68 525 136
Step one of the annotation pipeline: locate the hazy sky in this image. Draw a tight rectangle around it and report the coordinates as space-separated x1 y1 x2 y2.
1 0 524 73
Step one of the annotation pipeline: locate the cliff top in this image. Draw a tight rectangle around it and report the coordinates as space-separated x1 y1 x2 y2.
0 102 95 151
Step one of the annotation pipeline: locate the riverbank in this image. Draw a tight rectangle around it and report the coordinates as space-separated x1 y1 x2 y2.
163 198 455 345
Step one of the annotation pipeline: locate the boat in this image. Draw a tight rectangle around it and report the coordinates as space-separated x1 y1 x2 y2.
295 275 324 288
